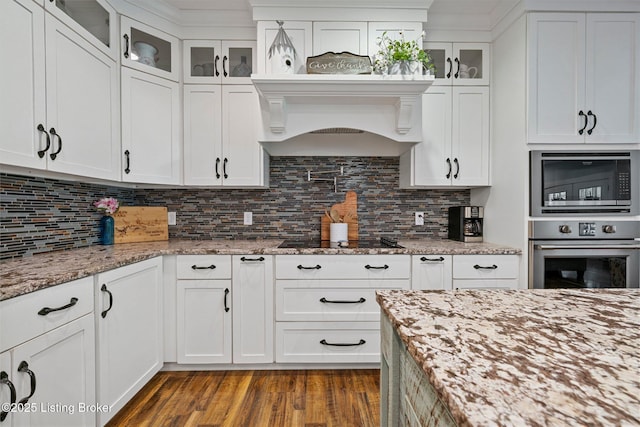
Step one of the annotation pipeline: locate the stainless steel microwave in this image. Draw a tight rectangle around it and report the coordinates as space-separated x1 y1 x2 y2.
530 151 639 216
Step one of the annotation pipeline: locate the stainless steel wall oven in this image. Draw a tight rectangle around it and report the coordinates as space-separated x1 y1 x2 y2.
529 220 639 289
530 151 639 216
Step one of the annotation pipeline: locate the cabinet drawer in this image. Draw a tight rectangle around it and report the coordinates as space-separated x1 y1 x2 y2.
276 280 409 321
276 255 410 280
453 279 518 290
0 277 94 352
275 322 380 363
176 255 232 279
452 255 518 279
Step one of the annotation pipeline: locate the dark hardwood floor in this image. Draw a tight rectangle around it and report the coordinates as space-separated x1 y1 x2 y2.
106 369 380 427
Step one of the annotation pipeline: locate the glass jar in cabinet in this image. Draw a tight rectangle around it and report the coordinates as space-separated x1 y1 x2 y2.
423 42 490 86
45 0 117 60
184 40 256 84
121 16 179 82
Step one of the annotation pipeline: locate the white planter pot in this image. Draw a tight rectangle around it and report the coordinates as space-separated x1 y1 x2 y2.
388 61 421 79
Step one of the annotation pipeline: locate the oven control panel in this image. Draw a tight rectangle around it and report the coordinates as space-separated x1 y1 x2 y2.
530 220 638 240
579 222 597 237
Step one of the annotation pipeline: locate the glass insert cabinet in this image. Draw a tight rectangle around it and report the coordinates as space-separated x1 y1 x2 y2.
46 0 117 59
121 16 180 81
183 40 257 84
423 42 490 86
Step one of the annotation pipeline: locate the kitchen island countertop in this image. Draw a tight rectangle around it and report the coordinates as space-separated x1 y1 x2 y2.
376 289 640 426
0 238 520 301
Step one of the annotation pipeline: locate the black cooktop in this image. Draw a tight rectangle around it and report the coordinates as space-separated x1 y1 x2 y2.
278 237 404 249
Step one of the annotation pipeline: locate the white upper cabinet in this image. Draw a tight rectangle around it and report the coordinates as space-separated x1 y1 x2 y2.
257 21 313 74
1 0 47 170
184 84 268 187
527 13 639 144
121 16 180 82
121 67 181 184
312 22 368 56
44 0 117 60
368 22 423 65
0 0 120 181
184 40 256 84
424 42 490 86
400 86 490 188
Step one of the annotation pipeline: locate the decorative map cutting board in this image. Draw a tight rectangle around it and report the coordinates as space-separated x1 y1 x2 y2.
320 191 358 241
113 207 168 243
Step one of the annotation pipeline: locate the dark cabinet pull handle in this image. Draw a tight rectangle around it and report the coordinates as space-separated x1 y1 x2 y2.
223 55 228 77
454 57 460 78
191 264 216 270
224 288 230 312
320 297 366 304
320 339 366 347
215 157 221 179
100 284 113 318
0 371 16 422
420 256 445 262
36 124 51 158
223 158 228 179
17 361 36 405
124 150 131 174
240 256 265 262
214 55 220 77
578 110 588 135
365 264 389 270
446 57 452 78
123 34 130 59
453 158 460 179
473 264 498 270
49 127 62 160
297 264 321 270
446 158 452 179
38 297 78 316
587 110 597 135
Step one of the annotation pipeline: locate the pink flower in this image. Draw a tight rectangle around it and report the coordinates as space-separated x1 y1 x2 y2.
93 197 119 215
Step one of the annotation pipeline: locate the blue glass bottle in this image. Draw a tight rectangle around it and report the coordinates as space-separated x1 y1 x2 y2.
100 215 115 245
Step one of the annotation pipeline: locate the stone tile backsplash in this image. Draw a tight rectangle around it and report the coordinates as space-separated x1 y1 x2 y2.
1 157 469 260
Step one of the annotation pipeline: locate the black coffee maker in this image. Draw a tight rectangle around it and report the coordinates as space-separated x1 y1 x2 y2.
448 206 484 242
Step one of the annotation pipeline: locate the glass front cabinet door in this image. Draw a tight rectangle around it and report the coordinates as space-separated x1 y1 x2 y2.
121 16 179 81
45 0 117 59
424 42 490 86
184 40 256 84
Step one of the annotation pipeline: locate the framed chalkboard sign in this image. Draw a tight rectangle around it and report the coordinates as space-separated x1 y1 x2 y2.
306 51 372 75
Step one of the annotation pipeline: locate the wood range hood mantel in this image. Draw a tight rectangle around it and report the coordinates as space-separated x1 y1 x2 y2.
252 74 434 143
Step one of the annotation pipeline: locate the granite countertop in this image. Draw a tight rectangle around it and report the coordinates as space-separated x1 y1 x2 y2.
376 289 640 427
0 238 520 301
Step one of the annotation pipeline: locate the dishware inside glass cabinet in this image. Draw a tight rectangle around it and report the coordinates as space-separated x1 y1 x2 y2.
131 28 171 72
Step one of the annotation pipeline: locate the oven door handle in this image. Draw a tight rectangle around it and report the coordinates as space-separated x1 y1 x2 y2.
535 244 640 250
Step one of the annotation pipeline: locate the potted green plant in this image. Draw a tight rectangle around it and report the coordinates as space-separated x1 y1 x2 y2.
373 31 435 76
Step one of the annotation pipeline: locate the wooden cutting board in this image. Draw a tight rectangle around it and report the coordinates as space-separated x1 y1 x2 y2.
320 191 358 241
113 206 168 243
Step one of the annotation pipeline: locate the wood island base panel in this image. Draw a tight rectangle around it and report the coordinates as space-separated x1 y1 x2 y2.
376 289 640 426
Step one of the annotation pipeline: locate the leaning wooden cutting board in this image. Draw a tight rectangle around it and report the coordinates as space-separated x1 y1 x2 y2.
113 207 168 243
320 191 358 241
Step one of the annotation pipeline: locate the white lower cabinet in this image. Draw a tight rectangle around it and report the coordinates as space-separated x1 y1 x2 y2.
411 255 453 290
412 254 519 290
175 255 274 364
452 255 519 289
232 255 274 364
95 257 163 426
0 277 95 427
274 255 410 364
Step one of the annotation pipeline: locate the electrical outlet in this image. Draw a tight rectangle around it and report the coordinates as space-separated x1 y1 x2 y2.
244 212 253 225
415 212 424 226
168 211 177 226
